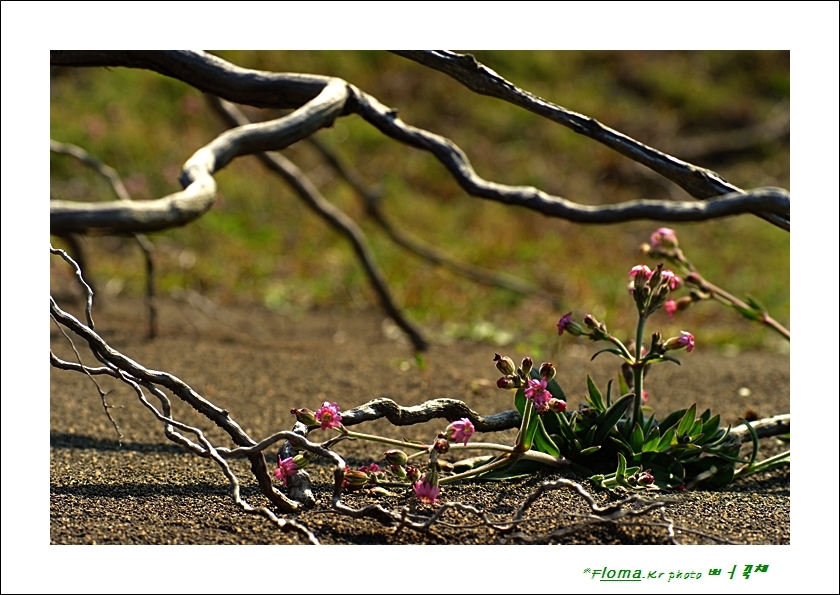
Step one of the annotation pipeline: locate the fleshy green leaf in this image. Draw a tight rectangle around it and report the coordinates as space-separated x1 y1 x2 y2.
657 426 676 452
590 347 626 362
533 417 561 457
658 408 688 431
514 388 526 416
586 375 605 411
593 393 634 444
579 446 601 456
617 371 630 396
676 404 698 436
616 452 628 477
630 423 645 455
697 414 721 444
642 426 661 452
583 424 598 447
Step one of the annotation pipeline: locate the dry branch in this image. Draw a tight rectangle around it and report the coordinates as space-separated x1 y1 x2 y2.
207 95 428 351
391 50 790 231
50 50 789 230
50 140 158 337
307 135 558 304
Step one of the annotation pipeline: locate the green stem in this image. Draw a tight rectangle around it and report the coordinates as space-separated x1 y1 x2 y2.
439 454 515 484
632 313 647 429
514 398 535 452
341 429 428 452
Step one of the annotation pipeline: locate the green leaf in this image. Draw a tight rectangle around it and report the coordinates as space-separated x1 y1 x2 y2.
533 417 561 457
593 393 634 444
642 426 661 452
676 404 698 436
514 388 526 416
555 408 579 447
583 424 598 447
617 371 630 397
610 436 632 457
641 452 685 488
657 426 676 452
688 418 703 438
630 423 645 455
616 452 628 477
522 408 541 451
699 408 712 424
642 412 656 437
586 375 605 411
658 408 688 432
579 446 601 456
590 347 626 362
540 409 562 436
605 379 613 408
697 414 721 444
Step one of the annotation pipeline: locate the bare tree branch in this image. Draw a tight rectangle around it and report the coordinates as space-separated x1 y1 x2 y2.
207 95 428 351
391 50 790 231
50 140 159 337
49 180 217 234
50 50 789 230
307 135 559 305
337 397 522 433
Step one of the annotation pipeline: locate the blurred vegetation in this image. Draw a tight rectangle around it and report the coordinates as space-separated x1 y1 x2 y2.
50 51 789 355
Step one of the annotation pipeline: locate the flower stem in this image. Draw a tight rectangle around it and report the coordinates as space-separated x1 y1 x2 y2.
341 429 428 452
632 313 647 429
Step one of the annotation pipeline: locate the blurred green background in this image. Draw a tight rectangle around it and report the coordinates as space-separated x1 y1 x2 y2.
50 51 789 355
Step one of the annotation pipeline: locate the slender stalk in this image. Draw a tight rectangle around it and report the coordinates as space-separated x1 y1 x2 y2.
514 399 535 452
341 429 428 451
632 314 647 428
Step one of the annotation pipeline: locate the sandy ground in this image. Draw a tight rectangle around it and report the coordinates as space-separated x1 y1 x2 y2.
49 296 789 545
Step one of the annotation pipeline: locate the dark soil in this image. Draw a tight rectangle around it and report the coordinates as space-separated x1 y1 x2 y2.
50 297 790 545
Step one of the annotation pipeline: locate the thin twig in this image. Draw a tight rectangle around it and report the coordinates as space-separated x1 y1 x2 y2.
51 139 159 337
307 135 558 305
207 95 428 351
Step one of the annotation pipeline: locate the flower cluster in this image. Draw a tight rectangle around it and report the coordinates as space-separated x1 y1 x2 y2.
628 262 682 317
495 354 565 415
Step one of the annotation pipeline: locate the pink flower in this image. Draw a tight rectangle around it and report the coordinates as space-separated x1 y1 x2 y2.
661 270 681 290
446 418 475 445
274 456 299 486
557 312 574 336
642 390 650 405
664 331 695 353
524 378 552 408
413 478 441 504
629 265 652 279
650 228 678 250
664 299 677 319
359 463 381 474
314 401 342 430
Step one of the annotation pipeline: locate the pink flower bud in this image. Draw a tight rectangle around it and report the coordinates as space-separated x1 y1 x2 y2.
663 331 695 353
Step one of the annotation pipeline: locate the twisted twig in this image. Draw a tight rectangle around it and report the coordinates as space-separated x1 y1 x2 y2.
51 50 789 229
